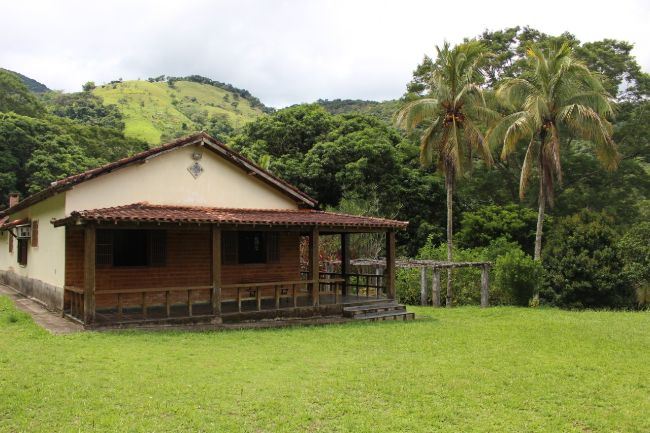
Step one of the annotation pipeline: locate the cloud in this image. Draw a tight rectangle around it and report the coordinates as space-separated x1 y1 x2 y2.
1 0 649 107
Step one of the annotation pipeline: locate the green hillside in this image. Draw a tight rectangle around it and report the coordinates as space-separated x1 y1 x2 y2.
317 99 401 123
93 80 266 144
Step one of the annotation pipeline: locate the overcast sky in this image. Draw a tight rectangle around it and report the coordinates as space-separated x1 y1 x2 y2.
2 0 649 107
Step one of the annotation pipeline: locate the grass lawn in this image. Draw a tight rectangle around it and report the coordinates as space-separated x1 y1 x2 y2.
1 296 649 432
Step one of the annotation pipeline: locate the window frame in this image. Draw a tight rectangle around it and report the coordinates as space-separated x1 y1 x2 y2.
95 229 167 268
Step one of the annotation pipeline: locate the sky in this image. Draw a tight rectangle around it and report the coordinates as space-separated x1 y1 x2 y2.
2 0 649 108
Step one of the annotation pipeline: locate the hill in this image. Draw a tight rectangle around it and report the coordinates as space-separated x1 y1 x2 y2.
0 68 50 93
93 79 267 144
316 98 401 123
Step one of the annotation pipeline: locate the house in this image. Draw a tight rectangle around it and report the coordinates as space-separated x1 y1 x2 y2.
0 132 408 327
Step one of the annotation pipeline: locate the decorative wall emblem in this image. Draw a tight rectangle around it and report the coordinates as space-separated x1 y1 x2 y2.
188 161 204 178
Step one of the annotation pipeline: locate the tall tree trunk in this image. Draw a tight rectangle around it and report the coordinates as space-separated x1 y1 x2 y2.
534 167 545 261
445 173 454 307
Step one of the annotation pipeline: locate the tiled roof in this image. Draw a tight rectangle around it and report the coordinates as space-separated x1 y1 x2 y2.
52 203 408 230
0 132 318 217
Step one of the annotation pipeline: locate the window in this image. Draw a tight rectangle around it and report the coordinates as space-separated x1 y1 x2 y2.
238 231 266 264
96 229 167 267
222 231 280 265
31 220 38 247
17 238 28 266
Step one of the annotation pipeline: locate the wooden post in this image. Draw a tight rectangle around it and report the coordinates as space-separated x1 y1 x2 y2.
310 228 320 306
480 264 489 308
385 230 396 300
432 268 441 307
211 226 222 316
420 267 427 306
341 233 350 297
83 225 96 324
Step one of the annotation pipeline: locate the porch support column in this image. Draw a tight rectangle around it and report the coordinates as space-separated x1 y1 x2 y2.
340 233 350 297
310 228 320 306
212 226 222 316
385 229 396 300
83 224 96 324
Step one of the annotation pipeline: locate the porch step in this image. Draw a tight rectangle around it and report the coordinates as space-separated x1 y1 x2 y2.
343 302 414 321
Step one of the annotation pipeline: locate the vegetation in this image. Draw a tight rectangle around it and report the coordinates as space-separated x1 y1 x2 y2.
395 41 496 304
488 42 617 260
93 79 266 143
1 25 648 309
2 297 649 432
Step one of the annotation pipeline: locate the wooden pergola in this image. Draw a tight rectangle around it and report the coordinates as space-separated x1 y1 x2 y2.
349 259 492 308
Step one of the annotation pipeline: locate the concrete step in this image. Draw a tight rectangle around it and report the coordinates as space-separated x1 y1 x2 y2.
353 310 415 321
343 302 414 321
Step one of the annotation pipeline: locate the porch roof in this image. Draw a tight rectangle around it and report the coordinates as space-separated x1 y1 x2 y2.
52 202 408 230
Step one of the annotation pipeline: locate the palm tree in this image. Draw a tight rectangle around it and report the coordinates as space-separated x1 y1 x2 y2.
395 41 495 306
488 43 618 260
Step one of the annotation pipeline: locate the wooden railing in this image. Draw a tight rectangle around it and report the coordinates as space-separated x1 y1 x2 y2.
301 271 387 299
94 286 213 322
64 286 84 322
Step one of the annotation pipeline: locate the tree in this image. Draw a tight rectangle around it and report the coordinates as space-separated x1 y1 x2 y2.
82 81 96 92
488 42 618 260
0 70 43 117
395 41 496 306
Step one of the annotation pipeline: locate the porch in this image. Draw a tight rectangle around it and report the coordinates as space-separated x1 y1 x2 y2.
54 203 405 327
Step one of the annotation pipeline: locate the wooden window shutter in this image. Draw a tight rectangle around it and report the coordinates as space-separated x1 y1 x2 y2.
96 230 113 266
8 233 13 253
221 231 238 264
149 230 167 266
31 220 39 247
267 232 280 262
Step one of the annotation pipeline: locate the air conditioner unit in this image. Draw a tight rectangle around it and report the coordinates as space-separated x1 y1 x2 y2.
16 225 31 239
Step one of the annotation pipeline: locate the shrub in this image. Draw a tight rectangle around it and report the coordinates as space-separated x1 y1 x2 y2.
494 249 544 306
541 210 634 309
618 222 650 308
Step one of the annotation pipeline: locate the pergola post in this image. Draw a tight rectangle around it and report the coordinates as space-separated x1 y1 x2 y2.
83 224 96 324
420 267 427 306
480 264 489 308
310 228 320 306
385 230 396 300
340 233 350 297
431 268 441 307
212 226 222 316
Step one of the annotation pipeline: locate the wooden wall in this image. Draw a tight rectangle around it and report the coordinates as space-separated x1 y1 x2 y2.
65 227 301 291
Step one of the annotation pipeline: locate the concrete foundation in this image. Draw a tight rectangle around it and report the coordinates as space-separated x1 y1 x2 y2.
0 270 63 312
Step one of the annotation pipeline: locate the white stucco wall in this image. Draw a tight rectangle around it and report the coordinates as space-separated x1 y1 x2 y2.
0 194 66 289
65 144 299 213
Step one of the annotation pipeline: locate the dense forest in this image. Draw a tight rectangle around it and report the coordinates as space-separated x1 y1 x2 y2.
1 26 648 309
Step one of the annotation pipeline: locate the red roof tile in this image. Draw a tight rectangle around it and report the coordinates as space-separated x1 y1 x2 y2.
52 203 408 230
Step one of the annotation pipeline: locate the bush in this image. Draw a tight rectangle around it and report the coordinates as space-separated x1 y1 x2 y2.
541 210 634 309
494 249 544 306
618 222 650 308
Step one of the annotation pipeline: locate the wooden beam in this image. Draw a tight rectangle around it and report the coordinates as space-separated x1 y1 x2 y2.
385 230 396 300
420 267 427 306
341 233 350 297
480 264 490 308
310 228 320 306
432 269 441 307
211 226 222 315
83 225 96 324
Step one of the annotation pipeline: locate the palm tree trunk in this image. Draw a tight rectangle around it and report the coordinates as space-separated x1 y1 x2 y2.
445 173 453 307
534 169 545 261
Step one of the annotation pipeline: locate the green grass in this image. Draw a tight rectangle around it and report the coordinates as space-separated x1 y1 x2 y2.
1 296 649 432
93 80 265 144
